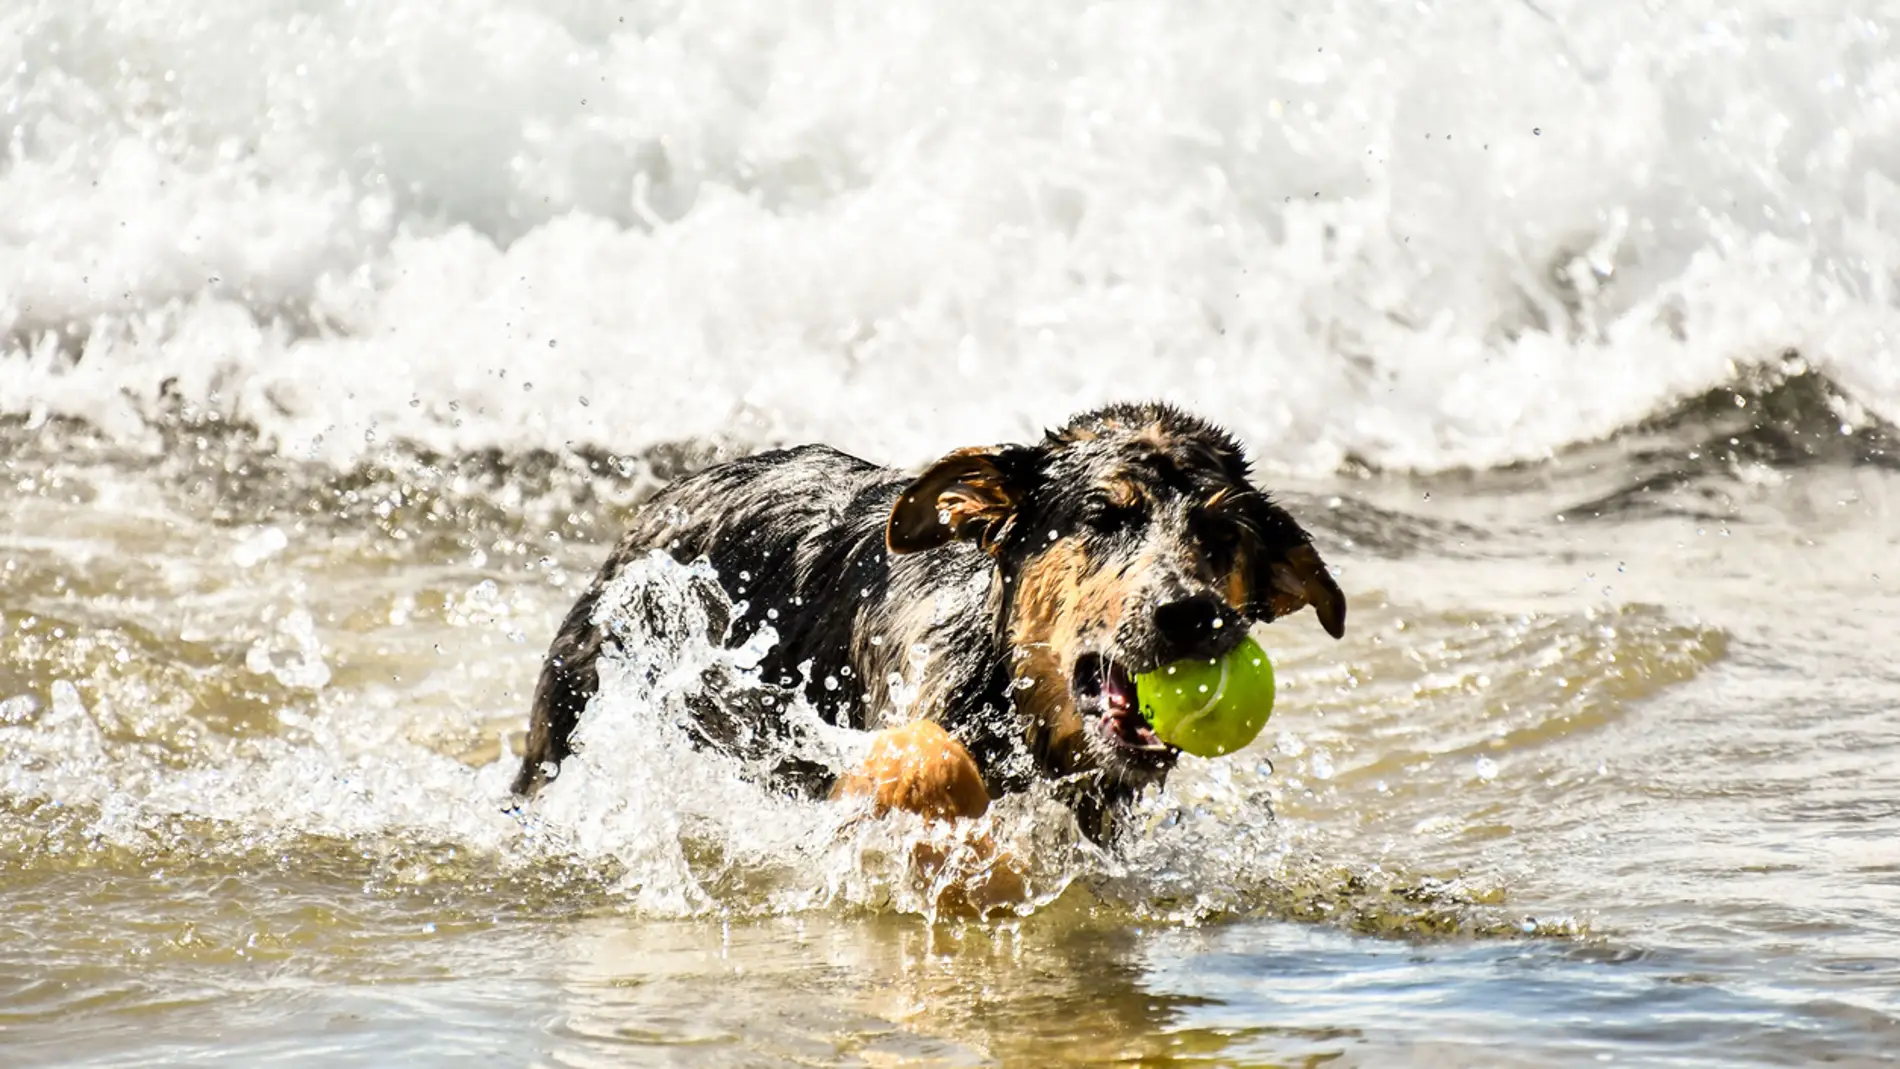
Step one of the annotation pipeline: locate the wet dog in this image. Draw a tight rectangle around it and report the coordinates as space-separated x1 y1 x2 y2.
512 403 1345 842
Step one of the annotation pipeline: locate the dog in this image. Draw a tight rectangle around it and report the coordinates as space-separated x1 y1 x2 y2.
512 402 1345 844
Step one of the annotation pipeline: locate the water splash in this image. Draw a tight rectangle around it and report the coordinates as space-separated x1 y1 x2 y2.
0 545 1582 934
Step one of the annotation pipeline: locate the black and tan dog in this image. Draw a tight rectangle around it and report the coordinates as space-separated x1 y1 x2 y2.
512 403 1344 842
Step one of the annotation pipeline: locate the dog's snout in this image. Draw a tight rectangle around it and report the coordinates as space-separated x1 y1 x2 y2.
1150 595 1240 660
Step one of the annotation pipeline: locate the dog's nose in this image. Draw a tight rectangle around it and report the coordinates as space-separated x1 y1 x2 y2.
1151 595 1239 660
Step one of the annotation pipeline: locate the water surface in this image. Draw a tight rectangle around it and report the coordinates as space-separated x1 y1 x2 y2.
6 0 1900 1063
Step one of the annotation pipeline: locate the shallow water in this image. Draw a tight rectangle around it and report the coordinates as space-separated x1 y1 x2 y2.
7 0 1900 1065
5 381 1900 1066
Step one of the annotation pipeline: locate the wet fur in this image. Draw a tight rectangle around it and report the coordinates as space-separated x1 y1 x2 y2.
513 403 1345 842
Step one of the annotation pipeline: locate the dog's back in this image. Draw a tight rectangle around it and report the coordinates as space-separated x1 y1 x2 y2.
512 444 990 796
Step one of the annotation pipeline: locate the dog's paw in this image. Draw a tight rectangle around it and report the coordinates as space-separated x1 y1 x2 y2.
914 830 1031 917
832 720 991 822
834 722 1033 915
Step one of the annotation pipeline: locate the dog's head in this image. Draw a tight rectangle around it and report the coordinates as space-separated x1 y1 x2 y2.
886 403 1345 791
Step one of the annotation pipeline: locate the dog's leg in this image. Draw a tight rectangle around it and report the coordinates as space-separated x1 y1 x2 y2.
830 721 990 821
512 583 608 797
832 722 1028 914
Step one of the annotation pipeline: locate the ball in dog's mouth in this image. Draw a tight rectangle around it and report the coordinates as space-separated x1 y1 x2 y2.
1072 654 1178 769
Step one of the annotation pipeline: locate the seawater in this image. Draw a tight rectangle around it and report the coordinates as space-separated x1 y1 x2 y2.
4 1 1900 1065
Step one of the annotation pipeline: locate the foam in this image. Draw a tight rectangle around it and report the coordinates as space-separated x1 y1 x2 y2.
5 0 1899 472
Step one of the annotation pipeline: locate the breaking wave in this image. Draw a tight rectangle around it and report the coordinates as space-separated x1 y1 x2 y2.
4 0 1900 474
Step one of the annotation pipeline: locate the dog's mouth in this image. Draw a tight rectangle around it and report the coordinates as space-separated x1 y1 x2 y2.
1071 654 1177 772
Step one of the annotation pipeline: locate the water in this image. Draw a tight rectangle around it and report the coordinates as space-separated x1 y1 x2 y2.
5 1 1900 1064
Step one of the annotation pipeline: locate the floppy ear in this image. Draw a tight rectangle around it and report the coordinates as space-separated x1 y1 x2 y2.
1232 494 1347 639
887 447 1031 555
1265 541 1347 639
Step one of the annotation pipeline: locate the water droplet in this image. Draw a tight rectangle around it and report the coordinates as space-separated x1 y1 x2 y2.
0 695 39 725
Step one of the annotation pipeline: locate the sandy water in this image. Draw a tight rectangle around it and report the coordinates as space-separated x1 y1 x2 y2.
3 373 1899 1066
9 0 1900 1063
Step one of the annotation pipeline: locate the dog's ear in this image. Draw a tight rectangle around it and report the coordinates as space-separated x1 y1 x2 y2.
1229 494 1346 639
887 447 1034 555
1265 540 1347 639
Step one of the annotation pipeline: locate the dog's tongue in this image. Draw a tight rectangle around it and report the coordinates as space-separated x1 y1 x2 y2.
1093 661 1166 751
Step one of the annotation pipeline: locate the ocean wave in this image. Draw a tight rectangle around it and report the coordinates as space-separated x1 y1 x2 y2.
4 0 1900 473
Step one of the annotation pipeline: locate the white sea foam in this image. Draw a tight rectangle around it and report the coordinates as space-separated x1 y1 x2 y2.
5 0 1899 473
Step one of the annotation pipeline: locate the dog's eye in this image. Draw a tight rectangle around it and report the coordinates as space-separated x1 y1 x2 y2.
1194 510 1243 566
1081 497 1143 535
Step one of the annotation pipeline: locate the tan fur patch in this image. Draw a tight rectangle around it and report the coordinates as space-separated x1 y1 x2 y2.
1134 420 1177 452
1105 477 1145 509
1006 538 1149 774
1223 538 1255 615
832 720 991 822
1007 540 1091 774
1202 488 1259 618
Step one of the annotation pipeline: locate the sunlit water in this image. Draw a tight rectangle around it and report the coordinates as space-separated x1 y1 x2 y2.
6 1 1900 1065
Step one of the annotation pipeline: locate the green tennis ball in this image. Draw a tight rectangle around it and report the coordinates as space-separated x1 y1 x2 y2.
1136 636 1276 758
